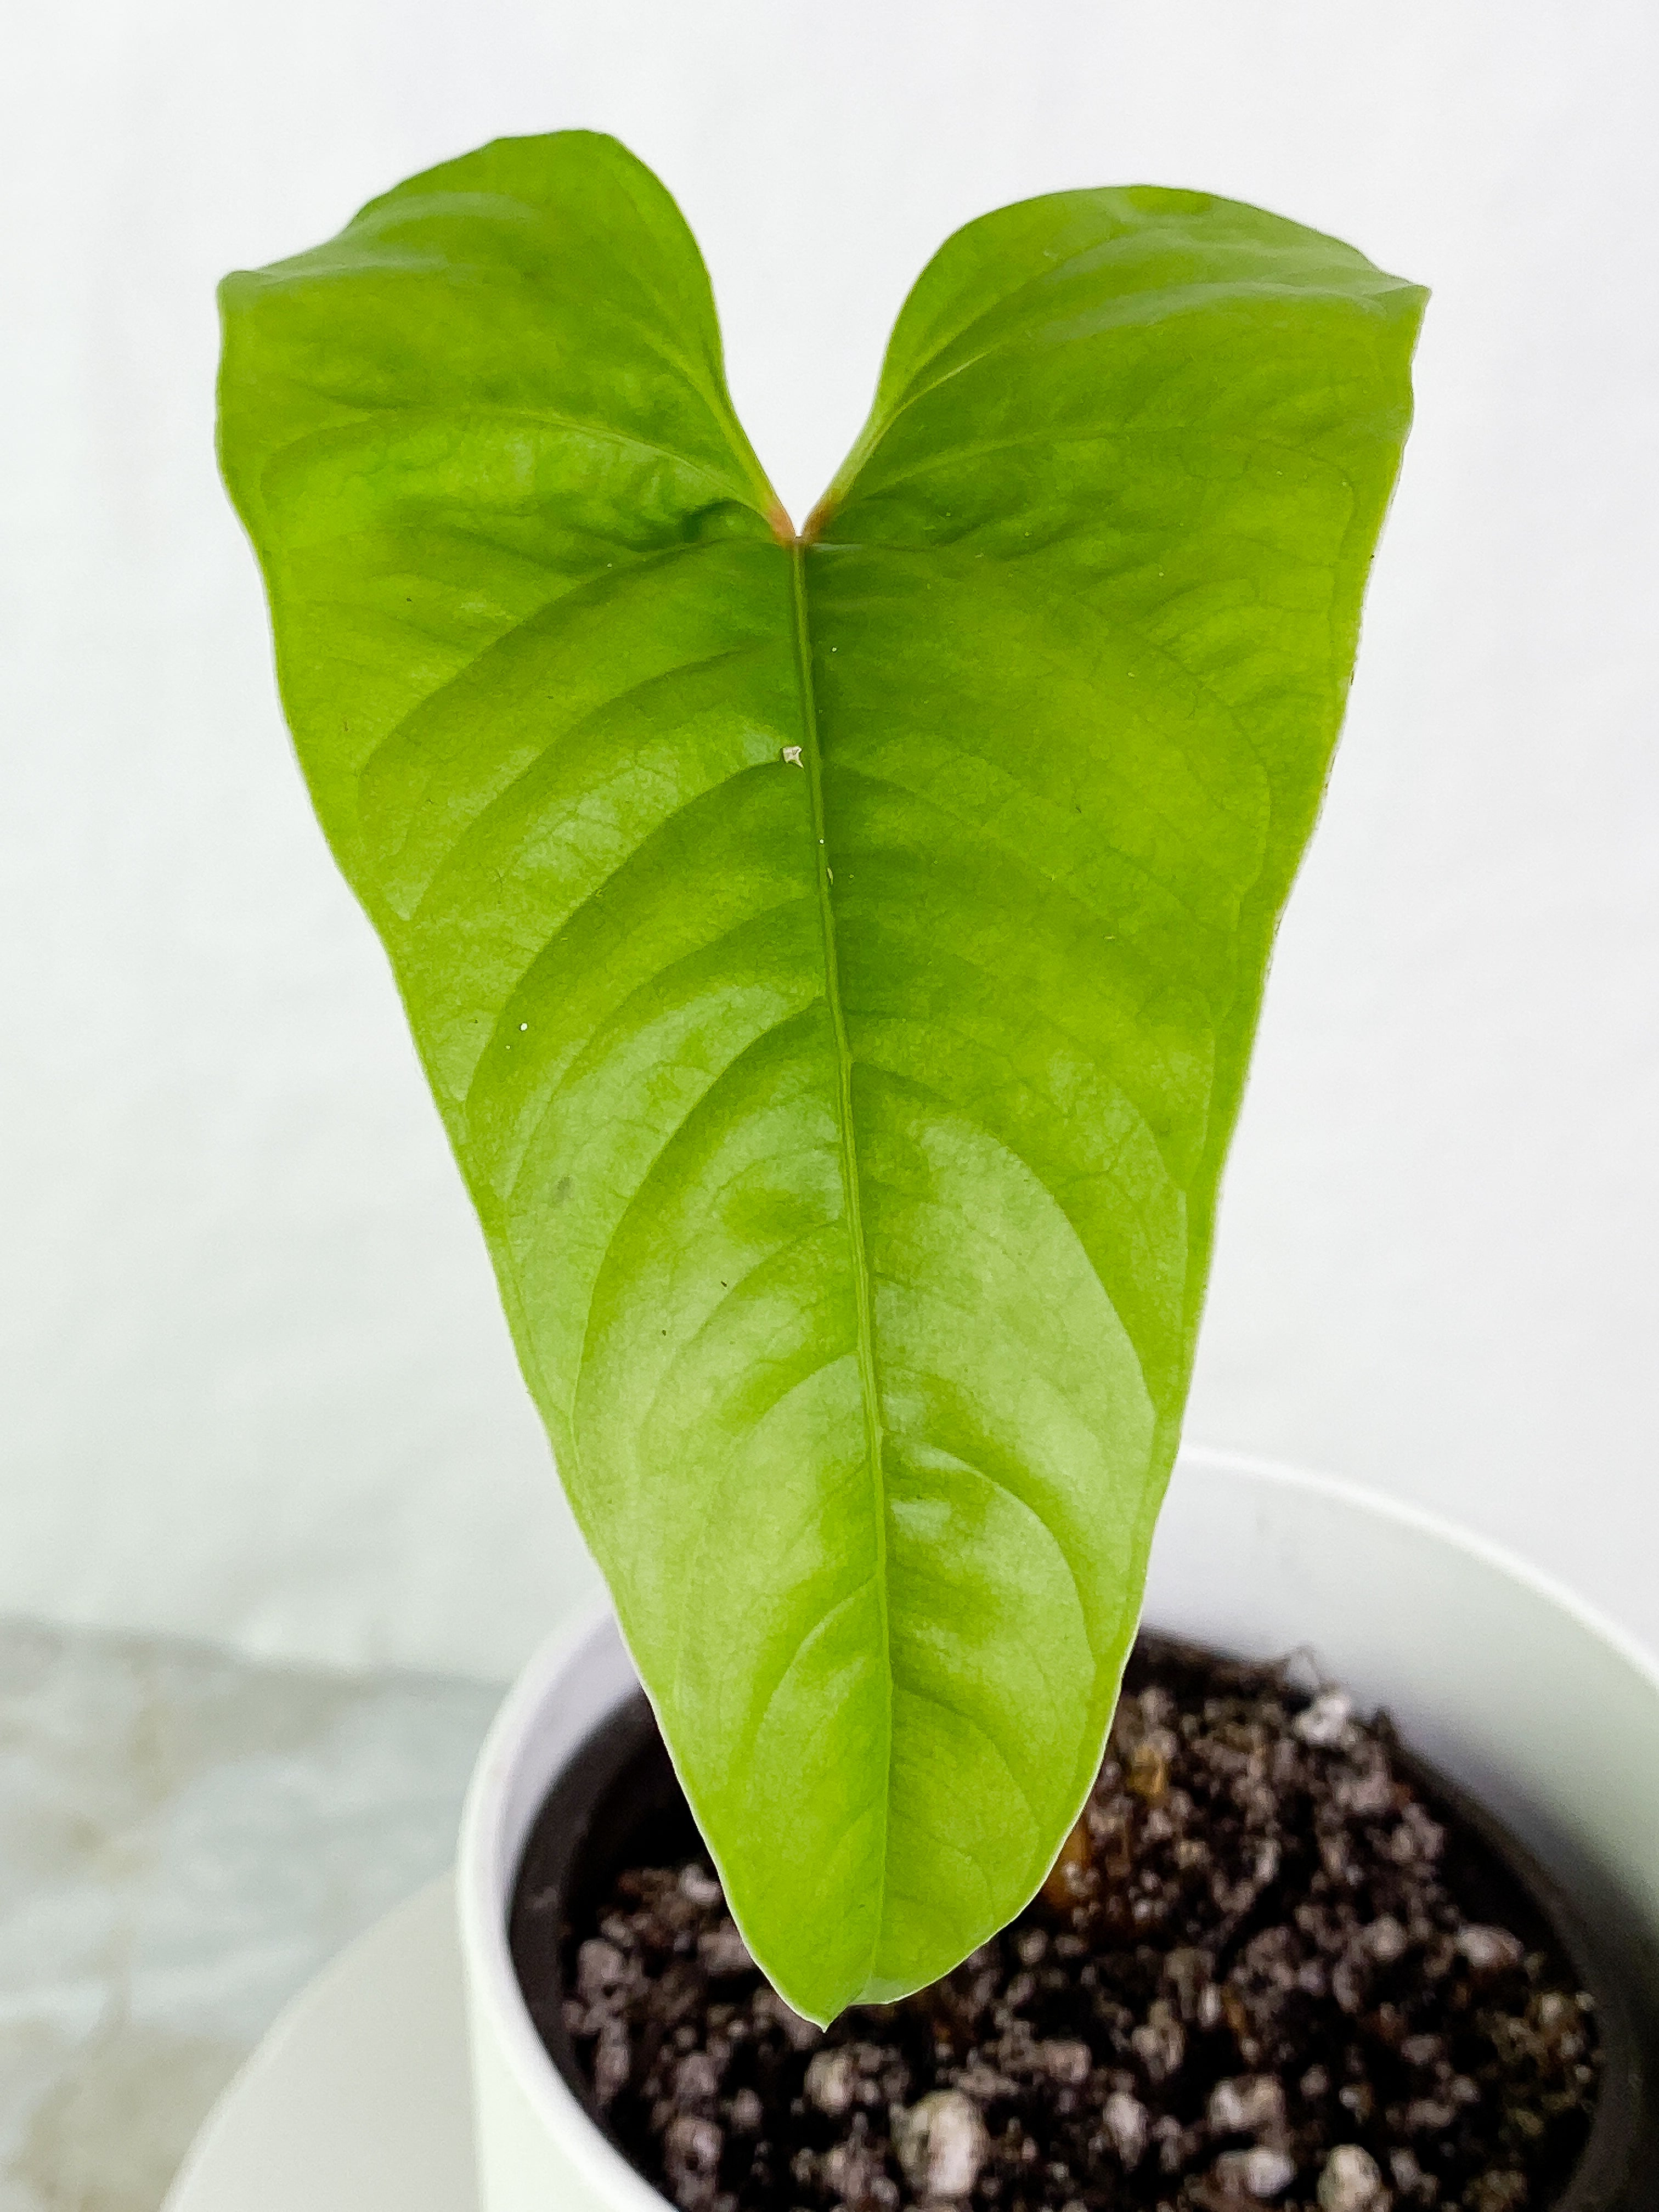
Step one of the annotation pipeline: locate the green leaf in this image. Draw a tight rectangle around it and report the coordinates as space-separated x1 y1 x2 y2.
218 132 1423 2022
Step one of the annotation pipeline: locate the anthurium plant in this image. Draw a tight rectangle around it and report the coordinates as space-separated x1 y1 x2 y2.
217 131 1423 2027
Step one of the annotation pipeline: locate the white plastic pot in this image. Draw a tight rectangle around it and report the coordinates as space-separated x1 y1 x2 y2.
456 1446 1659 2212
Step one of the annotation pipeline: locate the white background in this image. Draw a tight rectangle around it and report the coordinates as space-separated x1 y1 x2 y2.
2 1 1655 1681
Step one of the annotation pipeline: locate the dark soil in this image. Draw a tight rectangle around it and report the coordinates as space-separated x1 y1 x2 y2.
524 1638 1602 2212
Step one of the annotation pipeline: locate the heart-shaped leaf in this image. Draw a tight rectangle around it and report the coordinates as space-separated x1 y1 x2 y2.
218 132 1423 2021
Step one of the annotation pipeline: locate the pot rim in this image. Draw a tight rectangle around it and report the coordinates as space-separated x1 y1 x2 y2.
456 1445 1659 2206
460 1590 659 2212
1181 1447 1659 1701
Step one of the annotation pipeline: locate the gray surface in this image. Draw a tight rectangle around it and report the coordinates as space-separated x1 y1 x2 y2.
0 1618 500 2211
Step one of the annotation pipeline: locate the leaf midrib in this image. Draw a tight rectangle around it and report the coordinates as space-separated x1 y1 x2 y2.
786 539 893 1985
